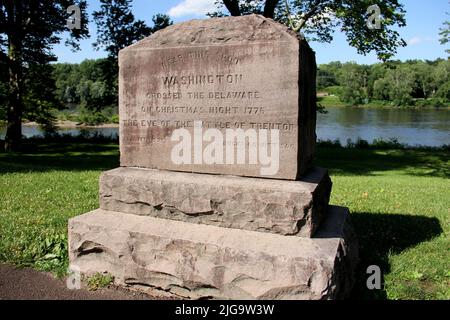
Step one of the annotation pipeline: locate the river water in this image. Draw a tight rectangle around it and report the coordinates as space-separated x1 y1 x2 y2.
1 107 449 147
316 107 450 147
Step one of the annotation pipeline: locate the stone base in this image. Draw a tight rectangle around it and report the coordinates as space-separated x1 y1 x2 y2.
68 206 358 300
99 167 332 237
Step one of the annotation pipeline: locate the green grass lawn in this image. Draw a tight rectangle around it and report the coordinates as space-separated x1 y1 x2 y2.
316 147 449 299
318 95 350 107
0 142 448 299
318 95 401 108
318 95 450 109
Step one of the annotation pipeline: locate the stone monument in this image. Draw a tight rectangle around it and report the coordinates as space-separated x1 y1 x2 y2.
68 15 358 299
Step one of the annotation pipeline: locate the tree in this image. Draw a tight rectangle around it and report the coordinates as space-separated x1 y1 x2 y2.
221 0 281 17
93 1 172 114
317 68 337 89
93 0 172 59
383 65 415 106
372 77 390 101
433 60 450 100
209 0 273 17
23 64 60 133
211 0 406 61
338 62 368 105
0 0 89 151
367 63 387 99
439 11 450 55
0 60 9 121
151 13 173 33
53 59 119 112
317 61 341 89
318 59 450 105
410 61 434 99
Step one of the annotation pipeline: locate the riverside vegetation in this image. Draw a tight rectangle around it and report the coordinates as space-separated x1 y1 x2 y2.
1 58 448 130
317 59 449 108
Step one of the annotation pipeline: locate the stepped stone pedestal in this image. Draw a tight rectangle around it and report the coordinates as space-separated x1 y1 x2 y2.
68 15 358 300
69 205 357 300
99 167 332 237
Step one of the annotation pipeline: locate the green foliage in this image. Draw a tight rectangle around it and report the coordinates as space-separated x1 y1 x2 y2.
86 273 114 291
317 95 349 107
318 137 406 150
321 86 342 96
411 61 435 99
23 64 61 133
319 59 450 107
439 12 450 55
93 0 172 58
31 233 68 276
383 65 415 106
433 60 450 100
0 1 89 64
53 59 117 113
338 62 369 105
211 0 406 60
415 98 447 109
0 1 90 150
93 0 149 58
83 1 172 120
77 108 109 125
110 114 120 124
0 62 61 134
208 0 266 17
317 62 341 89
77 80 109 109
151 13 174 33
0 61 8 120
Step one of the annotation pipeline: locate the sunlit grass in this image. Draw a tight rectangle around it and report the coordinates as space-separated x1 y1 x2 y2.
317 147 449 300
0 142 448 299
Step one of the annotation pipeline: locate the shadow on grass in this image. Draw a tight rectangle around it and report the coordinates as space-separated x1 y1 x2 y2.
0 142 119 173
316 147 450 178
349 212 443 299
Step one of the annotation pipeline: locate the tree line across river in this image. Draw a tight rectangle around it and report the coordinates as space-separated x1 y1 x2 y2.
1 58 448 130
317 59 449 108
317 59 450 107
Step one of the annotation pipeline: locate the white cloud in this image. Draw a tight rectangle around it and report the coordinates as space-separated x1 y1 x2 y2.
408 37 422 45
168 0 217 18
407 36 435 46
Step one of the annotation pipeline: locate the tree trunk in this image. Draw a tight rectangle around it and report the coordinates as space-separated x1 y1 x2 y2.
263 0 280 18
422 83 427 99
223 0 241 16
4 36 23 152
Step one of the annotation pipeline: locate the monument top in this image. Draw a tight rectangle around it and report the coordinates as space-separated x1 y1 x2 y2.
120 14 299 52
119 15 317 180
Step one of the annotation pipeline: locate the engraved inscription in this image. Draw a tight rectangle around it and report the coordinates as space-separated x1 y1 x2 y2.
119 40 301 179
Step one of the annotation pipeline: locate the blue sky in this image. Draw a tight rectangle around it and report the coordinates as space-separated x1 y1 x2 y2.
54 0 450 64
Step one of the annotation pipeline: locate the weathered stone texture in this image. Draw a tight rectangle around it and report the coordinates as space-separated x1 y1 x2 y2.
67 15 358 300
99 167 331 237
68 206 358 300
118 15 317 179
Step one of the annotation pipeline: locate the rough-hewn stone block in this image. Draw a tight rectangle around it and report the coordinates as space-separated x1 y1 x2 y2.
68 206 358 300
118 15 317 179
99 167 331 237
